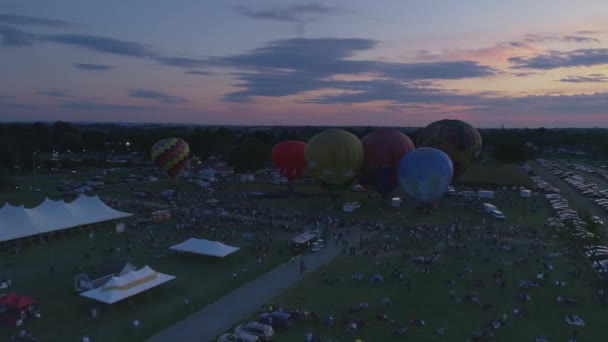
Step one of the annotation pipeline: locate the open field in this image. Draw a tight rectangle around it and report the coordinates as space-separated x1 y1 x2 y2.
1 162 604 341
457 163 533 188
0 219 294 341
258 192 606 341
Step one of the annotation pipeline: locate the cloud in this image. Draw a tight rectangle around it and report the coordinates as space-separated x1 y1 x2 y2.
382 61 495 80
185 70 212 76
72 63 113 71
129 89 187 104
509 48 608 69
512 71 541 77
0 13 73 27
220 38 376 74
219 38 495 101
39 89 71 98
3 102 36 110
559 73 608 83
0 24 36 46
234 3 348 34
523 34 600 44
154 56 208 67
43 34 157 57
60 101 158 112
562 35 601 43
0 94 12 100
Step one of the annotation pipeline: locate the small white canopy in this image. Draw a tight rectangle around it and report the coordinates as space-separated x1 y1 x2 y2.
169 238 240 257
80 265 175 304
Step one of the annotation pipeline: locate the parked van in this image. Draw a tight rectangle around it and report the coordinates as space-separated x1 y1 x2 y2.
483 203 496 213
235 322 274 341
490 210 505 220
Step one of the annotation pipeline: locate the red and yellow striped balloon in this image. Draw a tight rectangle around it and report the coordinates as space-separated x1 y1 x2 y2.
151 138 190 179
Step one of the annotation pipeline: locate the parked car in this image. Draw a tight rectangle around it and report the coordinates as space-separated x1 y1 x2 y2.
218 331 260 342
234 322 274 341
257 311 292 330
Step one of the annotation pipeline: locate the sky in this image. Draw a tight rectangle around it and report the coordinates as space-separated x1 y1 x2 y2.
1 0 608 128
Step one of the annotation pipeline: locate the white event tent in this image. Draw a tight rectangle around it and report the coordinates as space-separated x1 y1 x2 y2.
169 238 240 257
80 265 175 304
0 195 132 243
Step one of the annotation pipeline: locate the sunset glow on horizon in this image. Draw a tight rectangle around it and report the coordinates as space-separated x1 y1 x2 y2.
1 0 608 127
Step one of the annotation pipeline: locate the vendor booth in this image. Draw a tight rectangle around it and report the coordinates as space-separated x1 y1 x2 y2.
0 294 40 326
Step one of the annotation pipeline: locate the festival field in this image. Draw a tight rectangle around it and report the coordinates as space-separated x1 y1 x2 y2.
263 191 606 341
1 162 605 341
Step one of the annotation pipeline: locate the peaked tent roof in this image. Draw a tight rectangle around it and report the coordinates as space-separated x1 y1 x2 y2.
0 205 38 241
80 265 175 304
0 195 132 243
169 238 240 257
0 293 37 309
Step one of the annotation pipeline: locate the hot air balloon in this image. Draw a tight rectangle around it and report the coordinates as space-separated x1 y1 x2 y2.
417 119 482 181
272 141 307 181
151 138 190 179
397 147 453 205
360 128 415 197
305 129 364 190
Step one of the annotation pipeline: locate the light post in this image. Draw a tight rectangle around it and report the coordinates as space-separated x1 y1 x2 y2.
32 151 38 176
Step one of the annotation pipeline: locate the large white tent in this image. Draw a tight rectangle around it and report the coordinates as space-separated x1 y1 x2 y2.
169 238 240 257
0 195 132 243
80 265 175 304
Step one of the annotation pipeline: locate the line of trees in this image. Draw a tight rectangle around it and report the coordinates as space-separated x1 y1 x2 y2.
1 122 607 174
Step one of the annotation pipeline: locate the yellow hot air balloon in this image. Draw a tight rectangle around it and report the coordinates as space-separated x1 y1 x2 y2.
305 129 364 189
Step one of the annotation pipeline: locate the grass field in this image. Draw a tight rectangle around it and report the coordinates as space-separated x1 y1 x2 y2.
0 162 599 341
0 222 295 341
256 192 606 341
457 163 533 188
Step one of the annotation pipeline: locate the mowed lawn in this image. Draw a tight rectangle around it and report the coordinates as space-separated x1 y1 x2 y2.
458 163 533 188
263 192 606 341
0 179 294 341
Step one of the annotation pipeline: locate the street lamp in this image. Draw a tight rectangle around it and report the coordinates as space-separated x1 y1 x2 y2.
32 151 38 176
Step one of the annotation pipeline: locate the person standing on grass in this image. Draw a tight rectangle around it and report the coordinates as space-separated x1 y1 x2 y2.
382 296 390 309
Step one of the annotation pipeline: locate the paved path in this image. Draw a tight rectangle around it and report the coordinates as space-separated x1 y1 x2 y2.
147 231 367 342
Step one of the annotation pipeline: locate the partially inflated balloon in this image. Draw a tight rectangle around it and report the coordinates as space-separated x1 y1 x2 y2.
397 147 453 205
360 129 415 196
151 138 190 179
305 129 364 190
418 119 481 180
272 141 307 181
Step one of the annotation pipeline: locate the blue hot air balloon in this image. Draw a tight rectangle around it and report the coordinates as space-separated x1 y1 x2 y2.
397 147 454 205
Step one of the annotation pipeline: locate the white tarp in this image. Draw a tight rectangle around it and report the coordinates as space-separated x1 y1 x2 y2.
80 265 175 304
169 238 240 257
0 195 132 243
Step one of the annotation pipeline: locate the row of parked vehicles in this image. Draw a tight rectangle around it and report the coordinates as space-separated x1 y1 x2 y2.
540 159 608 217
218 311 292 342
532 161 608 277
